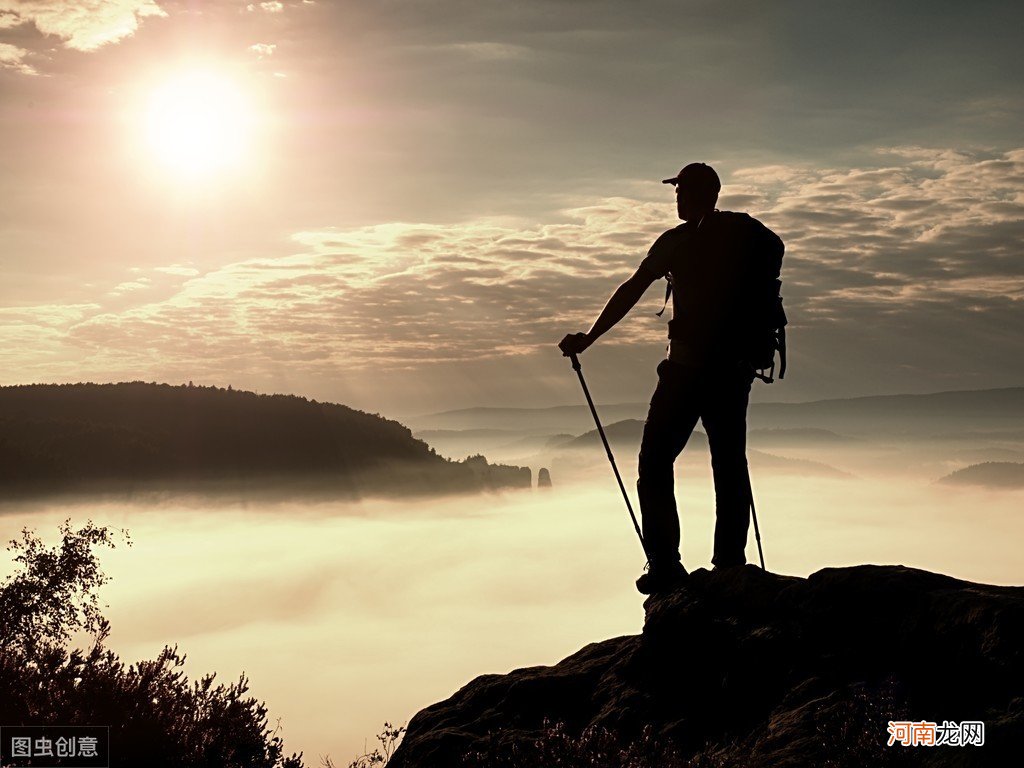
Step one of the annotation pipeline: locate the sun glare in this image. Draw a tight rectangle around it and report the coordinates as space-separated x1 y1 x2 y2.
144 70 253 179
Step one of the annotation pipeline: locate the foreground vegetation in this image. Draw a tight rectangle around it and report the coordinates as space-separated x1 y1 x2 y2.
0 519 304 768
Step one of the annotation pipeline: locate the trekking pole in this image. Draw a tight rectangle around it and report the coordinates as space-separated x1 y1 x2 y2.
746 467 766 570
566 352 647 555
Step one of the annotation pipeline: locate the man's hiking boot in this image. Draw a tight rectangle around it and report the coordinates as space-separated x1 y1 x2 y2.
635 561 688 595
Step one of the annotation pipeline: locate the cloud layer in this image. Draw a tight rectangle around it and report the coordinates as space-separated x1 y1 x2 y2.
3 147 1021 411
0 0 165 52
0 40 32 72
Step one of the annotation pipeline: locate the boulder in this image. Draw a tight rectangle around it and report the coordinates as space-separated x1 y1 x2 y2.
389 564 1023 766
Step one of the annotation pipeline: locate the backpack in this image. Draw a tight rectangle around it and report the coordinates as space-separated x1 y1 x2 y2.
655 214 788 383
744 279 788 384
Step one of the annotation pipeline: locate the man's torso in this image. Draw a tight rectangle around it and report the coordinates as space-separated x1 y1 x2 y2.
640 210 783 366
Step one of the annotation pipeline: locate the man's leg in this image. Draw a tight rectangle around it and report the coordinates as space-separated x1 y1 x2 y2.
701 367 754 568
636 359 701 569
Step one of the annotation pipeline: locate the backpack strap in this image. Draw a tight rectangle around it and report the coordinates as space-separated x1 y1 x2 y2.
778 326 787 380
654 214 707 318
655 277 672 317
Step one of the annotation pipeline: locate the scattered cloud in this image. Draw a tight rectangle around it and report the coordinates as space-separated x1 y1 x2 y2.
0 0 166 52
248 42 276 58
0 41 35 74
108 277 152 297
247 1 283 13
0 303 98 378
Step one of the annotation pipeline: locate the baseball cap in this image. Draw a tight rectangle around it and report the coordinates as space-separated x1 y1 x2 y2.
662 162 721 196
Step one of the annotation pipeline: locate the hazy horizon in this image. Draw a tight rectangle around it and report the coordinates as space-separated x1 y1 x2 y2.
4 377 1020 424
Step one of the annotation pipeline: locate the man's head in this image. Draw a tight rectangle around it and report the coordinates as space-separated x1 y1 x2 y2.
662 162 720 221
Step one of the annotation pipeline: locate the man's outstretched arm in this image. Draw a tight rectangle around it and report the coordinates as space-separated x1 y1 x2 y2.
558 267 659 356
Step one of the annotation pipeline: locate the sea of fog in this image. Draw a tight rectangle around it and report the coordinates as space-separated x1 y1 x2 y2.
2 466 1022 763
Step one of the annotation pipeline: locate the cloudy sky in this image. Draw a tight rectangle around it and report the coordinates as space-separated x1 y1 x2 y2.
1 0 1022 415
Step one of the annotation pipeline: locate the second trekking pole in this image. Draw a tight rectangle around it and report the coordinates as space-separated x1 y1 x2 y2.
566 352 647 556
746 467 767 570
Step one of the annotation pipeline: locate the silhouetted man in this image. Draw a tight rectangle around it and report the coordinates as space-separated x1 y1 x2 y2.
558 163 784 594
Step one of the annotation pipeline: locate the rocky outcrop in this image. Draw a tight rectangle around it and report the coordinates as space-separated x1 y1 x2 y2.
389 565 1023 767
537 468 552 488
462 454 531 489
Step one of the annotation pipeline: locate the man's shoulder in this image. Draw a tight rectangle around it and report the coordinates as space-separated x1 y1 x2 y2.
640 225 690 277
646 224 690 254
713 210 781 241
653 223 690 241
713 210 760 227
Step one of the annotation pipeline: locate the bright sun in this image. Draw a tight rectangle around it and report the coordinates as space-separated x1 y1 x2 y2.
144 70 253 178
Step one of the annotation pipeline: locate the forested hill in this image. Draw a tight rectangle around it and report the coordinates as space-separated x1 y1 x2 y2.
0 382 530 498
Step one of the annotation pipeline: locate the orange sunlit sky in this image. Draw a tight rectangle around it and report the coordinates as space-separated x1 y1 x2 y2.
1 0 1022 416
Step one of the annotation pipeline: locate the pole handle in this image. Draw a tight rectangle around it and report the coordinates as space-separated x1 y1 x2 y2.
567 351 582 371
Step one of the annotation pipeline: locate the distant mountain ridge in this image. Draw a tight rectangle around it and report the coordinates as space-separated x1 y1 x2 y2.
555 420 849 478
409 387 1024 435
0 383 531 499
938 462 1024 489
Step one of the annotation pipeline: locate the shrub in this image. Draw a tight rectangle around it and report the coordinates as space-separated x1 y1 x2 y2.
0 519 304 768
320 722 405 768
